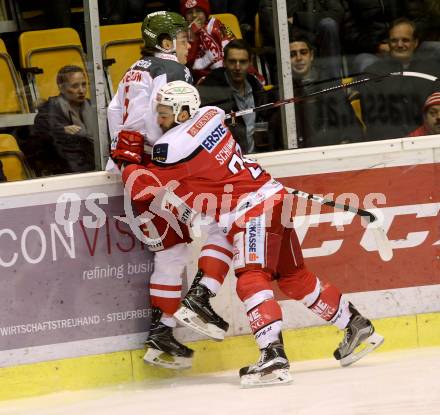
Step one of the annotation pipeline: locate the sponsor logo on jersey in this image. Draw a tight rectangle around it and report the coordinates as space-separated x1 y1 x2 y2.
248 308 266 333
134 59 152 70
310 300 336 321
247 218 258 261
187 108 218 137
255 324 273 339
152 143 169 162
201 123 226 152
180 207 192 223
246 216 265 263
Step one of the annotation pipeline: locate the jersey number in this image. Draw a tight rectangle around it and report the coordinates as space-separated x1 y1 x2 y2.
122 85 130 124
228 153 263 180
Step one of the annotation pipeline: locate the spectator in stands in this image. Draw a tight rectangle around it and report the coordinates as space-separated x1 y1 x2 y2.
416 0 440 42
99 0 145 24
343 0 439 74
259 0 344 79
32 65 95 175
209 0 260 43
342 0 407 73
408 0 440 63
408 92 440 137
289 35 363 147
359 18 440 141
197 39 275 153
99 0 181 24
180 0 235 82
289 0 345 78
0 160 6 182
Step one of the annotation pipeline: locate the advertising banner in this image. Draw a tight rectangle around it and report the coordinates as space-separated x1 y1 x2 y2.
0 154 438 366
0 189 153 363
277 163 440 294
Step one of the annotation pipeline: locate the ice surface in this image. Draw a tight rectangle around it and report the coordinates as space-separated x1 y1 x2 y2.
1 347 439 415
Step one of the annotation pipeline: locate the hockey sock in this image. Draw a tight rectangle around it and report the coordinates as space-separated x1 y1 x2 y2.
199 275 221 295
309 283 351 330
160 315 176 327
247 299 283 349
198 243 233 295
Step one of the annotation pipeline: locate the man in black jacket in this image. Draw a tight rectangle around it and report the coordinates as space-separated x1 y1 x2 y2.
259 0 345 78
342 0 436 73
197 39 277 153
359 18 440 140
290 35 363 147
31 65 96 175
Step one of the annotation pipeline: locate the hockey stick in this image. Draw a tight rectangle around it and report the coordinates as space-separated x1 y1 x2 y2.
224 71 439 120
286 186 393 262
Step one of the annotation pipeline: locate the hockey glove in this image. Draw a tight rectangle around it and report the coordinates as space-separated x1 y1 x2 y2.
111 130 144 165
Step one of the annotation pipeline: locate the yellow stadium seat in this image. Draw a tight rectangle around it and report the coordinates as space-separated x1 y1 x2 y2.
0 134 34 181
0 38 29 114
18 28 88 108
254 13 263 48
342 77 366 131
100 22 143 97
210 13 242 39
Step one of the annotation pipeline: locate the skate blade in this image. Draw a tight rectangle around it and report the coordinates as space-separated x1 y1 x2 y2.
174 306 226 341
240 369 292 388
143 348 192 370
340 332 384 367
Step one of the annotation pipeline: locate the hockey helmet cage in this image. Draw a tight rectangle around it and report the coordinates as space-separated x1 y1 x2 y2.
156 81 201 123
142 11 188 50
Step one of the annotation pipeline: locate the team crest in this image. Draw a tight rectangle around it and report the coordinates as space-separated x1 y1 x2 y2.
152 143 169 162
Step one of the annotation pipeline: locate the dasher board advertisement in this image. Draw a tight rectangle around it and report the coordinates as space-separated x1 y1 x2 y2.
0 183 154 367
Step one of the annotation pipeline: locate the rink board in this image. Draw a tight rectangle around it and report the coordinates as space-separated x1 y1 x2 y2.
0 135 439 399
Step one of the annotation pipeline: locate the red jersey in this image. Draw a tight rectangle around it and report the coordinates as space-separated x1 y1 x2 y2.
408 125 429 137
122 106 285 232
187 17 235 81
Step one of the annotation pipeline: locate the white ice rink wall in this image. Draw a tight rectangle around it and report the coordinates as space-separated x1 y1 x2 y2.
0 135 439 399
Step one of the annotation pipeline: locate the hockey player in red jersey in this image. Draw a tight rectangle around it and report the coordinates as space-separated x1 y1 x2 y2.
108 11 231 370
122 81 384 387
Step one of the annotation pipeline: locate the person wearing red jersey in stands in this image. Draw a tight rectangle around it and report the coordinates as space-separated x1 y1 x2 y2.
409 92 440 137
180 0 235 82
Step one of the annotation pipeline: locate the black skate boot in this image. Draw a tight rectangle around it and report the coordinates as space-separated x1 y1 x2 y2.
174 270 229 341
239 341 292 388
334 303 384 367
143 307 194 369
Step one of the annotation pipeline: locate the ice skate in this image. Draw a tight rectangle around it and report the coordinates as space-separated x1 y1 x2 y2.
174 271 229 341
144 308 194 370
334 303 384 367
239 342 292 388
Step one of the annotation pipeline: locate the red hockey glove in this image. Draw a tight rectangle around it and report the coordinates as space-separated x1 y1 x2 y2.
111 130 144 165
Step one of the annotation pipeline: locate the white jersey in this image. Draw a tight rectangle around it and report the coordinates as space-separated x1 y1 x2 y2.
107 53 192 152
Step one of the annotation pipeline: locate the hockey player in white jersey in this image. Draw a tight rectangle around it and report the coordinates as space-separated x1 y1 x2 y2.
108 11 231 370
122 81 384 387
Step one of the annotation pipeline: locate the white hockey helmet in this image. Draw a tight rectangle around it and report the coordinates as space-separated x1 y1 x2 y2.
156 80 201 124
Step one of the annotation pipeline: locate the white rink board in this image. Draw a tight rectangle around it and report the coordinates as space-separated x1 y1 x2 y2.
0 136 438 363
